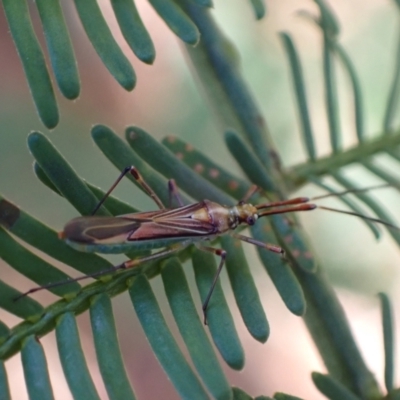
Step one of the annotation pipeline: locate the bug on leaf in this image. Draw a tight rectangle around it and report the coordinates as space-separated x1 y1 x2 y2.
21 166 397 323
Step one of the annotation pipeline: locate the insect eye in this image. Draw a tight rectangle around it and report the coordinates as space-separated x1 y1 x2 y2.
247 216 256 225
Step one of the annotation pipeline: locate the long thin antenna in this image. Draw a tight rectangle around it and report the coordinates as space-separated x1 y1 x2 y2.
311 183 392 201
317 206 400 230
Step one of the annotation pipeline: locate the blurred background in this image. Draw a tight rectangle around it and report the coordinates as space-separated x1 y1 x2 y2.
0 0 400 398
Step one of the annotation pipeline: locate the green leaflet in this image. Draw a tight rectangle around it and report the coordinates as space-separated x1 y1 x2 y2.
21 336 54 400
111 0 155 64
161 258 231 400
129 275 208 400
90 294 136 400
36 0 80 99
73 0 136 91
379 293 395 393
2 0 59 128
56 313 101 400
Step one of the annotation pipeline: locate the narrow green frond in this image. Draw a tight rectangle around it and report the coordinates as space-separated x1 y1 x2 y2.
56 312 101 400
286 133 400 188
383 27 400 133
90 294 136 400
333 43 365 142
92 125 178 207
2 0 59 128
21 336 54 400
232 386 253 399
0 265 155 361
110 0 155 64
378 293 395 393
299 266 381 398
36 0 80 99
179 1 274 172
0 227 81 297
0 361 11 400
126 126 232 204
191 0 213 7
273 393 305 400
220 236 269 343
0 194 112 276
249 0 266 20
312 372 361 400
300 10 365 143
225 131 275 192
323 37 341 153
73 0 136 91
270 214 317 273
303 3 342 153
394 0 400 11
362 160 400 190
162 135 249 200
250 222 306 316
149 0 200 45
161 258 232 400
33 163 60 195
34 162 139 215
129 275 209 400
0 281 43 320
280 32 316 161
313 0 340 37
28 132 110 217
192 248 244 370
0 321 10 342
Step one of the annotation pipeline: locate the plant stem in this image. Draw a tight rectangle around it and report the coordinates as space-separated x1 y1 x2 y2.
178 2 381 398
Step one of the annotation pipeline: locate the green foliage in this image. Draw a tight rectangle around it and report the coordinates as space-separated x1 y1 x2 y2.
0 1 400 399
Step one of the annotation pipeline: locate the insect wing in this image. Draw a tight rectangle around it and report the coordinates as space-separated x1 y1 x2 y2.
63 216 140 244
128 201 217 239
63 201 217 245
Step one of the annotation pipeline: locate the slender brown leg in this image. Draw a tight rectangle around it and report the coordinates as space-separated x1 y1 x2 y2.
92 166 165 215
16 241 191 300
232 232 284 254
128 167 165 209
168 179 184 207
238 184 259 204
197 245 227 325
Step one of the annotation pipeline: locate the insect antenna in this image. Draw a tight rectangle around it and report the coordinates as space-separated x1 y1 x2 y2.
253 183 399 230
317 206 400 230
310 183 392 201
255 197 316 216
309 183 400 230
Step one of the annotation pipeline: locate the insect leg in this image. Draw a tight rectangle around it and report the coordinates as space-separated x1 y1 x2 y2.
231 232 284 254
92 166 165 215
16 242 191 299
168 179 184 207
196 245 227 325
238 184 259 204
129 167 165 210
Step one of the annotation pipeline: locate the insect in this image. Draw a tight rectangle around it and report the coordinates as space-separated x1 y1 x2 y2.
21 166 397 324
